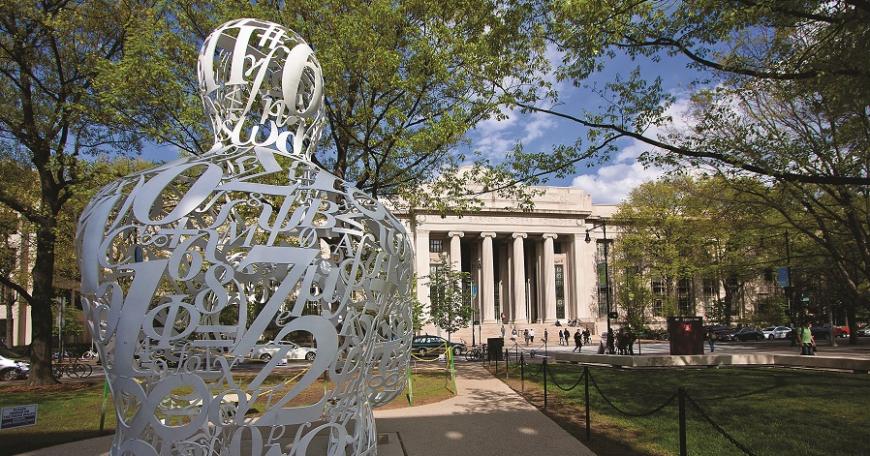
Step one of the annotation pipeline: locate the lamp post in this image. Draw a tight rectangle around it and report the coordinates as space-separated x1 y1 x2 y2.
586 220 614 354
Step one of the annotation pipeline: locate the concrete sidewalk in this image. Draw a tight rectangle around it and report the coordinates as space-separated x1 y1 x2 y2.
19 364 594 456
375 363 596 456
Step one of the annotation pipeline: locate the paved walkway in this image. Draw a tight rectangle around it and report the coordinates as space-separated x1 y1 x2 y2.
19 364 595 456
376 363 595 456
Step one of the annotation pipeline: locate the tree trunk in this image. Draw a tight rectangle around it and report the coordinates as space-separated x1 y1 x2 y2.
27 221 58 385
847 303 859 345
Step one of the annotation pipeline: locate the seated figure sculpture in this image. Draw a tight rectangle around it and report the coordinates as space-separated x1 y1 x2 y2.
76 18 414 456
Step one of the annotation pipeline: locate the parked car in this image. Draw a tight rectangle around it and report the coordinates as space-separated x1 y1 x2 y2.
0 355 29 381
857 327 870 337
251 341 316 362
811 324 849 339
411 335 466 356
761 326 793 340
721 327 765 341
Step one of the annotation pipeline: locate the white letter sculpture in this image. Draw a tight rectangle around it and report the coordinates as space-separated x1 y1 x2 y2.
77 18 413 456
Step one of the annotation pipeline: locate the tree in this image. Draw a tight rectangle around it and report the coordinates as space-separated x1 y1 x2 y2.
0 0 153 382
501 1 870 186
99 0 556 212
612 176 780 324
427 267 472 343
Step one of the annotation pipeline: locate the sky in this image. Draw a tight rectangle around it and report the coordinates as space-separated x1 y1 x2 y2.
139 45 704 207
469 47 701 205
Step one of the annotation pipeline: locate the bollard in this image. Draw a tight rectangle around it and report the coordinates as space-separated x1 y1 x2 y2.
520 352 525 391
584 365 591 442
505 349 510 379
99 378 109 432
678 387 687 456
543 357 548 411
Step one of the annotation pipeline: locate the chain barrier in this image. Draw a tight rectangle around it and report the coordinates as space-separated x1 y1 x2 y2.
686 394 757 456
547 367 587 392
523 361 545 377
588 369 678 417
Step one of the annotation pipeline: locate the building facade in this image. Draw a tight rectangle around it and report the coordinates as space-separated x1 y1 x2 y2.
396 185 621 339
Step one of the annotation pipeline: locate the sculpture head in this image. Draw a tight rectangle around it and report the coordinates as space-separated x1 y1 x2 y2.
198 18 325 158
77 18 413 456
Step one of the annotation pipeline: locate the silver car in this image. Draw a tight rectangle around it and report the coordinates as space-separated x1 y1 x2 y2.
250 341 316 362
0 355 29 381
761 326 793 340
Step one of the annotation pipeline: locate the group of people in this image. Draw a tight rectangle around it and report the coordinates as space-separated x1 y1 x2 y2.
556 328 591 352
507 327 539 346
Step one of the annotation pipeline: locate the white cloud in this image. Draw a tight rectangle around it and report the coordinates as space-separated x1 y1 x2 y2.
570 96 693 204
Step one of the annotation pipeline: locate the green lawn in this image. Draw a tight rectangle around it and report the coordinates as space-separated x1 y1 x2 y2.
498 362 870 456
0 370 453 455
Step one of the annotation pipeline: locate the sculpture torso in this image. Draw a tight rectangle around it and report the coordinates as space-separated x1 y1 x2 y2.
78 144 413 455
78 19 416 454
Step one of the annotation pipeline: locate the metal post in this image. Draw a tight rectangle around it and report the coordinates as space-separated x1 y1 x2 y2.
678 387 687 456
495 351 499 375
603 222 613 355
543 357 548 410
505 349 510 379
406 366 414 406
520 352 525 391
99 379 110 431
584 365 591 442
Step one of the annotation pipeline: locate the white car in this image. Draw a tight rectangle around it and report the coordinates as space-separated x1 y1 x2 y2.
251 342 316 362
0 354 29 381
761 326 793 340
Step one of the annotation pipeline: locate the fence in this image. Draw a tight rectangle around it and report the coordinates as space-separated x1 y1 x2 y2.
491 352 758 456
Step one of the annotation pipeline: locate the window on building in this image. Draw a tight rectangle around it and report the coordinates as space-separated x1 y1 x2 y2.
703 278 717 298
554 241 563 254
555 264 565 319
652 299 664 317
429 239 443 253
678 277 694 315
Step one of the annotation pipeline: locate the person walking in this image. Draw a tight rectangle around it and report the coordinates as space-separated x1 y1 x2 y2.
573 329 583 352
523 329 529 346
500 325 506 339
800 322 815 355
543 329 548 345
707 329 716 353
529 328 536 344
583 328 591 345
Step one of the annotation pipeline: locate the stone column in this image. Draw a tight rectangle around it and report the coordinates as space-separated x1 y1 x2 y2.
448 231 464 272
480 232 496 323
414 229 431 318
572 232 594 321
512 233 527 323
543 233 558 323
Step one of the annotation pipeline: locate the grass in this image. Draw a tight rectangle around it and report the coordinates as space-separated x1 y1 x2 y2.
0 369 454 456
496 362 870 456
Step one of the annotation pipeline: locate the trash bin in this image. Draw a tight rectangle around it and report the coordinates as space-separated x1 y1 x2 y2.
487 337 504 361
667 316 704 355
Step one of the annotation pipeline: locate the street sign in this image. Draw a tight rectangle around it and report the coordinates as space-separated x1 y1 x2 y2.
1 404 37 430
777 267 790 288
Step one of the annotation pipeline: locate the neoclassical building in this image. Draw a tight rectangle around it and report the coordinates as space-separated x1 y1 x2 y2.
395 185 619 338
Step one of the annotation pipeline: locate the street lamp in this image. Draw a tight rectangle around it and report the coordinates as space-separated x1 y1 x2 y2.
586 220 614 354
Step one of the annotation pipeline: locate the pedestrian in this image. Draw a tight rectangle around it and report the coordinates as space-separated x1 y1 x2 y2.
544 329 549 345
627 328 635 355
799 322 815 355
707 329 716 353
583 328 591 345
529 328 536 344
500 325 506 339
523 328 529 346
573 329 583 352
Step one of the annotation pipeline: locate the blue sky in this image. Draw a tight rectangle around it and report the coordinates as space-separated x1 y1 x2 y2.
139 47 702 205
469 47 701 204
